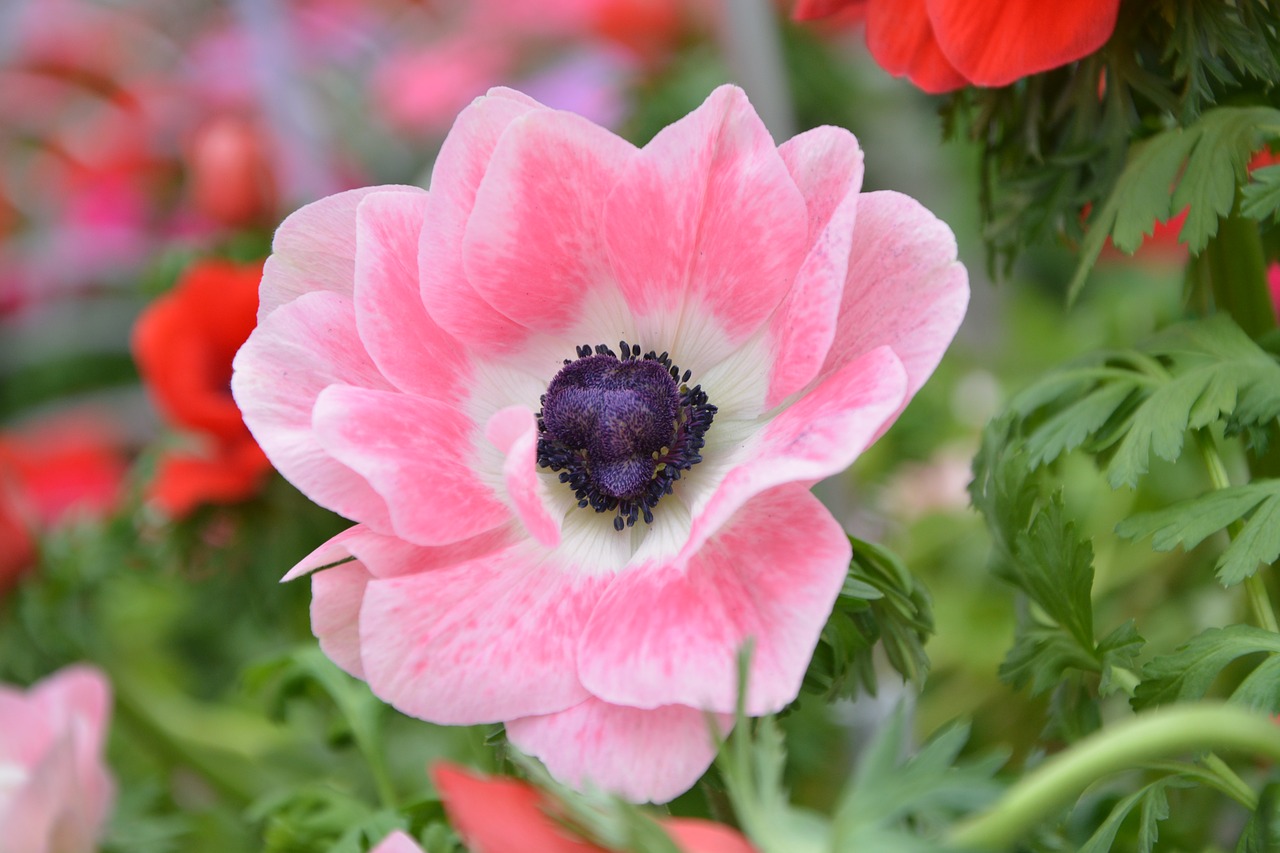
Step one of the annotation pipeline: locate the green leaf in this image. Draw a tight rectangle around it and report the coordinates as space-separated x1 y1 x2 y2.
1220 494 1280 585
1098 620 1145 697
1116 480 1280 585
1022 380 1136 470
1238 782 1280 853
1006 317 1280 491
971 416 1145 698
1137 779 1172 852
1078 779 1185 853
1242 165 1280 223
999 627 1101 696
1108 318 1280 488
832 709 1005 846
1132 625 1280 710
1172 108 1274 250
1070 106 1280 300
1070 129 1198 301
1230 654 1280 712
804 538 932 700
1009 497 1096 646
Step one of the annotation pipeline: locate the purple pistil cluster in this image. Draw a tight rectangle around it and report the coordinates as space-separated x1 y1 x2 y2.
537 341 716 531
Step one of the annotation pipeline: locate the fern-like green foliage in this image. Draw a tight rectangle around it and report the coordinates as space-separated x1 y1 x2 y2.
803 538 933 701
1009 316 1280 490
970 417 1145 702
948 0 1280 280
1078 778 1193 853
1117 481 1280 585
1132 625 1280 712
1070 106 1280 301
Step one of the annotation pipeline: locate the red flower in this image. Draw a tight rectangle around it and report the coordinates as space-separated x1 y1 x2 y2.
432 763 758 853
132 258 271 517
0 414 126 591
795 0 1121 93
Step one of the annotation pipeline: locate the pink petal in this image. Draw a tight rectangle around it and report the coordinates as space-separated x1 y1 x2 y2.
604 85 808 367
370 830 425 853
290 524 523 678
281 524 369 583
463 108 636 337
420 89 544 350
578 485 851 716
686 347 907 559
311 385 509 546
354 190 471 401
485 406 561 548
822 191 969 402
764 126 865 408
312 561 373 678
259 185 417 321
283 523 518 582
359 546 611 725
506 697 731 804
1 667 114 853
231 292 395 530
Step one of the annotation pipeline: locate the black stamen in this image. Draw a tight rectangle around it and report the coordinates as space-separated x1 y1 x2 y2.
535 343 716 532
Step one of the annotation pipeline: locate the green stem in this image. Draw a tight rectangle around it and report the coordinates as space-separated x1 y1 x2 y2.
1200 753 1259 809
1192 212 1276 339
1195 430 1280 632
1144 757 1257 809
947 703 1280 851
110 674 261 805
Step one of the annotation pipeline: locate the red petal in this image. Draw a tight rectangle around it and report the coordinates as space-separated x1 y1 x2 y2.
431 764 604 853
926 0 1120 87
147 439 271 518
865 0 966 93
132 259 264 441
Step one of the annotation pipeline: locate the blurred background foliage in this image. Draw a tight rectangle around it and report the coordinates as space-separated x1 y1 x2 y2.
3 1 1278 851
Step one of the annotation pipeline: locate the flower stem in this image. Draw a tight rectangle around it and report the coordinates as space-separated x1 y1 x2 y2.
1195 430 1280 632
1191 212 1276 340
947 703 1280 851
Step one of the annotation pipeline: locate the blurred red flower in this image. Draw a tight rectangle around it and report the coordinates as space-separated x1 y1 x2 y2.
132 258 271 517
432 763 758 853
0 414 127 591
795 0 1121 93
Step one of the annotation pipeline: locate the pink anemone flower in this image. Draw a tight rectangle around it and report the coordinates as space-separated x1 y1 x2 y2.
232 85 967 802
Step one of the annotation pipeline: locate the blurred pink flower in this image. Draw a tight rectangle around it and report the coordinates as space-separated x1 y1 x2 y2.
233 85 967 801
369 830 424 853
1268 262 1280 322
372 35 514 136
881 446 974 522
0 665 114 853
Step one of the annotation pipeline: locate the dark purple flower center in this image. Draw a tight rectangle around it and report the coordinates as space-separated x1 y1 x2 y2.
537 342 716 531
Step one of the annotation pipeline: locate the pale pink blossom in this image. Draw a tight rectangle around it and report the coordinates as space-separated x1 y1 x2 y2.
232 85 967 802
369 830 424 853
0 666 114 853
